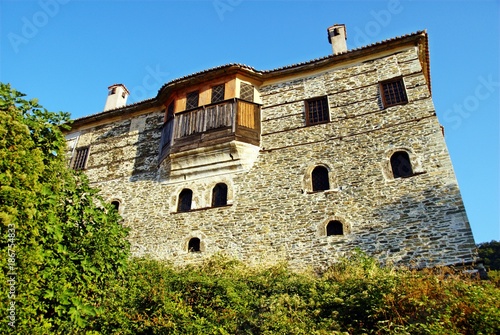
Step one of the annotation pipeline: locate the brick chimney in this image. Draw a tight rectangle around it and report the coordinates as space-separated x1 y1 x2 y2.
327 24 347 55
104 84 129 111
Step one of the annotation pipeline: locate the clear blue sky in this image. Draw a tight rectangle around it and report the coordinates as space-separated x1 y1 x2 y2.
1 0 499 243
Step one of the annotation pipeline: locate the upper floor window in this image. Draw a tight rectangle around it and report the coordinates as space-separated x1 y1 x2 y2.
312 166 330 191
212 183 228 207
240 82 254 102
108 87 116 95
177 189 193 212
211 84 225 103
166 101 175 121
380 78 408 108
390 151 413 178
305 96 329 126
186 91 199 110
326 220 344 236
72 146 89 170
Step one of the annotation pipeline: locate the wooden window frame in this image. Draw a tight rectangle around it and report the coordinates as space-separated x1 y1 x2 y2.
211 84 225 103
72 146 90 170
305 96 330 126
185 91 199 110
166 101 175 121
240 82 254 102
380 77 408 108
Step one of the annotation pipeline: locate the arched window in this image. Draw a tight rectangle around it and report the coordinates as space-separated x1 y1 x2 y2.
111 200 120 211
390 151 413 178
326 220 343 236
188 238 201 252
212 183 228 207
312 166 330 191
177 189 193 212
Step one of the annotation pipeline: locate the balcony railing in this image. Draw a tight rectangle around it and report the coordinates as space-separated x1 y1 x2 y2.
159 98 260 160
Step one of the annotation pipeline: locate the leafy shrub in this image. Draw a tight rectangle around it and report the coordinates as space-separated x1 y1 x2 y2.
106 253 500 335
0 84 130 334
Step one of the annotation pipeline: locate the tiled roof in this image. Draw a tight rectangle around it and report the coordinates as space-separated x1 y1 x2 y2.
263 30 426 73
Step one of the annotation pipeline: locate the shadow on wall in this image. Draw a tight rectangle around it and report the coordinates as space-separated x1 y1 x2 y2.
130 114 164 182
346 180 477 269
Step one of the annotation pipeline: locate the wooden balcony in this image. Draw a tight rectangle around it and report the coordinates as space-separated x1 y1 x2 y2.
159 98 261 160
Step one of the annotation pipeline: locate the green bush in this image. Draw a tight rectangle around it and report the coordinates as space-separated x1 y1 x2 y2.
103 253 499 335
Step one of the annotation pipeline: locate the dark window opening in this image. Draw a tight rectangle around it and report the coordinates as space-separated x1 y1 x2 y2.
212 183 228 207
188 238 201 252
72 147 89 170
306 96 329 125
211 84 225 103
312 166 330 191
167 101 175 121
380 78 408 108
108 87 116 95
177 189 193 212
111 201 120 211
390 151 413 178
186 91 199 110
240 83 254 102
121 92 126 98
326 220 344 236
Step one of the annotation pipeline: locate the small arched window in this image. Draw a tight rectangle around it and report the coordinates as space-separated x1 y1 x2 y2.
212 183 228 207
111 200 120 211
390 151 413 178
312 166 330 191
188 238 201 252
177 189 193 212
326 220 344 236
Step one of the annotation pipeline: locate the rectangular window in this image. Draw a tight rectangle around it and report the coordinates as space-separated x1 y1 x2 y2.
240 82 254 102
380 78 408 108
305 96 330 125
166 101 174 120
186 91 199 110
211 84 225 103
72 146 89 170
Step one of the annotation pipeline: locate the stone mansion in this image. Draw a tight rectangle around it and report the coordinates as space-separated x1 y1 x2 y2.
65 25 477 269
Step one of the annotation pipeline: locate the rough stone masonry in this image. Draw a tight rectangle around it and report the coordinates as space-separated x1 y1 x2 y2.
65 27 477 270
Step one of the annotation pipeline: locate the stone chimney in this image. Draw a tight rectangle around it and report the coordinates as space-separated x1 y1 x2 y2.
327 24 347 55
104 84 129 111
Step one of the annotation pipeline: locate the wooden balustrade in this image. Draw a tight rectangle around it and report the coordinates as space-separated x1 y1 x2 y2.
159 99 260 160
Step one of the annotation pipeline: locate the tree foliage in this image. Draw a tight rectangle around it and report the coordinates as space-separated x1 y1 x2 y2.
0 83 130 334
477 240 500 271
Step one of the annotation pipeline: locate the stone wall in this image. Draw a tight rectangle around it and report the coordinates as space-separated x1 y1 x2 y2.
68 45 476 270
